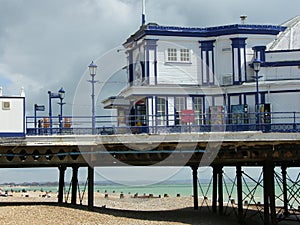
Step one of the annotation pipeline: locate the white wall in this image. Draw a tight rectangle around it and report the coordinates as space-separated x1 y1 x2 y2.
156 40 200 85
0 97 25 136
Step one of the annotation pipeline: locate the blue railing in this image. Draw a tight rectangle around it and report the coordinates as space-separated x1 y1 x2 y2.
25 111 300 135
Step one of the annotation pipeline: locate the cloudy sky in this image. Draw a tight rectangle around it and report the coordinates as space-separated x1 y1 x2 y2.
0 0 299 183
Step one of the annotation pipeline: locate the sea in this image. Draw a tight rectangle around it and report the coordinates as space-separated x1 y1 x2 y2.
1 178 298 208
0 181 265 203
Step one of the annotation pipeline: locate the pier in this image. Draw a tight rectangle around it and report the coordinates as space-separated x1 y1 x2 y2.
1 125 300 224
1 14 300 224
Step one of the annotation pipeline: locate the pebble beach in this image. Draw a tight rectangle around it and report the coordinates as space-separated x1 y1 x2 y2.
0 190 243 225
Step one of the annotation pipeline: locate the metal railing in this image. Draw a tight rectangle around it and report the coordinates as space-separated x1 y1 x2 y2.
25 111 300 135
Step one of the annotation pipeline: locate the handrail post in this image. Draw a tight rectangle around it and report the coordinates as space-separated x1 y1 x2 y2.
293 111 296 131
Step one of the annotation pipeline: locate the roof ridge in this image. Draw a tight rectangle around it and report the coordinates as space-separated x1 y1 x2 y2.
269 16 300 50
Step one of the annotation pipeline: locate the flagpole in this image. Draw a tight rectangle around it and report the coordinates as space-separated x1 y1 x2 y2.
142 0 146 25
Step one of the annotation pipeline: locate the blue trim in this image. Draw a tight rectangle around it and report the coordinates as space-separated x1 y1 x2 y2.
203 96 206 124
238 46 242 82
124 24 285 45
23 97 26 135
253 46 266 62
261 61 300 67
166 96 169 126
0 96 25 99
199 40 216 85
151 96 154 123
200 50 204 84
269 89 300 94
154 60 158 85
231 38 247 84
212 47 215 85
231 37 247 48
0 132 25 137
128 50 134 86
243 45 247 81
199 40 215 51
155 96 158 128
145 39 158 85
174 97 177 113
261 93 266 104
142 14 146 26
205 49 209 84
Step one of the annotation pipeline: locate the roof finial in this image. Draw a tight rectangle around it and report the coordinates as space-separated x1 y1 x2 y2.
20 87 25 97
240 15 247 24
142 0 146 26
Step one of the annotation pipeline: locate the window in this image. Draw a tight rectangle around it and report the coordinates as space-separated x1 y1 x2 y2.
2 101 10 110
167 48 177 61
175 97 186 124
157 98 166 125
193 97 203 125
180 49 190 62
166 48 191 63
176 97 185 113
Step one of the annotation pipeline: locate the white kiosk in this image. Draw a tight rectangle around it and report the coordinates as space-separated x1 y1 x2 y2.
0 89 25 137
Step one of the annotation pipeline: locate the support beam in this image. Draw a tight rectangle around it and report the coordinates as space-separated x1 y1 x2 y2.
236 165 243 223
212 166 218 213
191 166 199 210
263 164 270 225
58 166 66 203
218 166 224 215
263 163 277 225
281 166 289 217
71 166 79 205
88 166 94 209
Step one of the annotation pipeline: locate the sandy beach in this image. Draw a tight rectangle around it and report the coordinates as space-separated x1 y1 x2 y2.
0 190 248 225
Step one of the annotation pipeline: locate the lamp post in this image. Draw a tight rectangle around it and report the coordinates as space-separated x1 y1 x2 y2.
252 58 262 127
88 61 98 135
48 87 65 134
58 87 66 134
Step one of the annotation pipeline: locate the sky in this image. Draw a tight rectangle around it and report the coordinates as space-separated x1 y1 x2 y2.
0 0 299 184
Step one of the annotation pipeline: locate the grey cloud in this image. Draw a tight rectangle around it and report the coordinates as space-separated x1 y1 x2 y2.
0 0 299 115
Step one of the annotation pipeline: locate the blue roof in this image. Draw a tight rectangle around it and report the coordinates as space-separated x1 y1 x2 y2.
124 23 286 46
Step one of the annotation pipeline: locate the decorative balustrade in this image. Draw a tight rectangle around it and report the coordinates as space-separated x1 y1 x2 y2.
25 111 300 135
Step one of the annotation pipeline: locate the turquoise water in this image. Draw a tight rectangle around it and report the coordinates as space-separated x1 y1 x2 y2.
94 183 194 197
0 182 258 199
1 182 297 208
1 183 194 197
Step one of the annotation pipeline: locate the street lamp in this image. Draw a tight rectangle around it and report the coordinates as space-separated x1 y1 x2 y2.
88 61 98 134
58 87 66 133
252 58 262 127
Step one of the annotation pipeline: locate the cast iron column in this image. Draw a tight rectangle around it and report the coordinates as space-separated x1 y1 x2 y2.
88 166 94 209
218 166 224 215
281 166 289 217
236 165 244 223
212 166 218 213
192 166 199 210
263 162 277 225
58 166 66 203
71 166 79 205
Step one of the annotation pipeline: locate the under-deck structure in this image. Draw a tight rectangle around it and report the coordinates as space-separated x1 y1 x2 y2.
1 131 300 224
